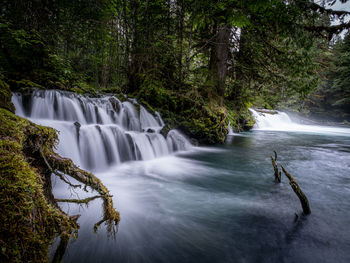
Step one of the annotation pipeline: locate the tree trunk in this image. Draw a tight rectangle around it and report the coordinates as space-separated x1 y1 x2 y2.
209 25 230 103
177 0 184 84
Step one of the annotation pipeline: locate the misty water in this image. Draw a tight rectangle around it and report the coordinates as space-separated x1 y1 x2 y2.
12 91 350 263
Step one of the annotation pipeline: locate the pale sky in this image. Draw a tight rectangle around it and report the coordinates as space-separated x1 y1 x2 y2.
324 0 350 37
331 1 350 11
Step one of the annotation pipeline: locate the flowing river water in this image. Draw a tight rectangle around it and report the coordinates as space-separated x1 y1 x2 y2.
12 91 350 263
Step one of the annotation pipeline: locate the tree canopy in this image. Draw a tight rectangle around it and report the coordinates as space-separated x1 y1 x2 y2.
1 0 349 119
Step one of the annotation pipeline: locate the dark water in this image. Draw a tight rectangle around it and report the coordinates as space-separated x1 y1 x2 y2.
53 131 350 263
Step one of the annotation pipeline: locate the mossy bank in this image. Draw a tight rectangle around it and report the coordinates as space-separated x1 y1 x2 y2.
134 80 254 144
0 79 119 262
0 105 77 261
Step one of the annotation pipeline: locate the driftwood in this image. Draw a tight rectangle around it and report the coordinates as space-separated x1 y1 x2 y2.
270 150 281 182
255 109 278 115
281 166 311 215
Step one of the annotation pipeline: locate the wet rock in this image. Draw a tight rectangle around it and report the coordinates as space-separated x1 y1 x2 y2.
190 138 199 146
109 97 121 114
160 124 172 138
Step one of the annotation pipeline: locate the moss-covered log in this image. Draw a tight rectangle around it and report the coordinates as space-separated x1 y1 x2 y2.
281 166 311 215
255 109 278 115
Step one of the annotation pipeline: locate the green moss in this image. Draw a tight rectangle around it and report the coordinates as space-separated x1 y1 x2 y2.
0 108 77 263
134 78 229 144
132 73 258 144
7 78 42 91
226 108 255 132
71 82 97 95
0 77 15 113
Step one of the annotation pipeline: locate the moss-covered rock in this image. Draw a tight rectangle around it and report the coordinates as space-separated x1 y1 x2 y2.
134 80 257 144
226 108 255 132
0 77 15 113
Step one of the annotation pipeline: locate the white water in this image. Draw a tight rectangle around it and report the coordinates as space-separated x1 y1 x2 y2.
249 108 350 136
11 91 350 263
227 121 234 135
12 90 192 171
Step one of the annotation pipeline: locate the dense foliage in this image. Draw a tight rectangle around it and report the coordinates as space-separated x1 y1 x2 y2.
307 32 350 121
1 1 350 261
1 0 349 137
329 33 350 112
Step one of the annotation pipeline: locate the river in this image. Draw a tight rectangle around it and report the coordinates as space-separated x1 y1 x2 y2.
12 91 350 263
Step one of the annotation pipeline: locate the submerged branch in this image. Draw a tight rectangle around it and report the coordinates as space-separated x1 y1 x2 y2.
281 166 311 215
270 150 281 182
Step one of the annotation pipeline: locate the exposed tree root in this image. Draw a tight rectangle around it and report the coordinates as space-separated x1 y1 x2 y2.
23 118 120 240
1 92 120 261
51 234 70 263
39 148 82 190
281 166 311 215
95 198 120 236
56 195 102 204
44 151 120 232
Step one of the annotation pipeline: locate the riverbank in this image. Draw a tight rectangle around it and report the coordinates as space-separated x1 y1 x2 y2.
0 86 77 262
0 82 120 262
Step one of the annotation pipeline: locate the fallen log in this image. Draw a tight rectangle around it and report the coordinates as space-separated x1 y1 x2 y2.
281 166 311 215
255 109 278 115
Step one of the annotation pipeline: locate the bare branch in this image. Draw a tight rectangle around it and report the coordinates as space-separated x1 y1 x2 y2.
56 195 102 204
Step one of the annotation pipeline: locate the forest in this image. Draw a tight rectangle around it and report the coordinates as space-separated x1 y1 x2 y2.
1 0 350 262
1 0 349 142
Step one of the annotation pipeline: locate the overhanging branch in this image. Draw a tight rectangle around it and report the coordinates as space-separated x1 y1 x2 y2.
308 2 350 17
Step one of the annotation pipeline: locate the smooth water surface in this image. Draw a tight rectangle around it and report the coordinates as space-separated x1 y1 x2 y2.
13 92 350 262
54 131 350 263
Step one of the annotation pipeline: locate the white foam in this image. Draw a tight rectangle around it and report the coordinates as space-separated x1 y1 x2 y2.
249 108 350 136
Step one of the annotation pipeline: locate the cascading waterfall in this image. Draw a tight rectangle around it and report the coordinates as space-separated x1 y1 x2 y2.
249 109 293 130
12 90 192 171
249 108 350 136
227 121 234 135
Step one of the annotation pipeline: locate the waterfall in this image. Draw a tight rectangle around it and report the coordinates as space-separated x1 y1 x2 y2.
249 109 293 130
249 108 350 136
12 90 192 171
227 122 234 135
